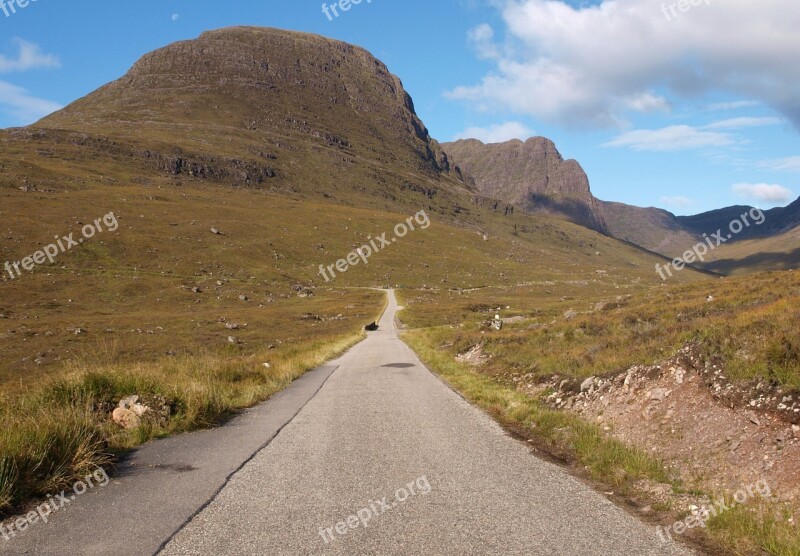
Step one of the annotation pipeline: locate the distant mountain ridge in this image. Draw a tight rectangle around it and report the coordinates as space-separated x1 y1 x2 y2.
442 138 607 233
442 138 800 272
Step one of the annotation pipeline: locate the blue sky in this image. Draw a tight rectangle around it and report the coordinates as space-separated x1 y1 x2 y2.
1 0 798 215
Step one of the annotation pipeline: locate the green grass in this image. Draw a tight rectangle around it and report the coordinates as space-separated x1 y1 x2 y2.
702 500 800 555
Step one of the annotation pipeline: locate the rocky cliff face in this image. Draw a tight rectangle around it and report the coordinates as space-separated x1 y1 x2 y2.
442 138 607 232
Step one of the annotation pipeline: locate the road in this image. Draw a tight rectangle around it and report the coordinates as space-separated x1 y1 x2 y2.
2 290 693 555
160 290 690 555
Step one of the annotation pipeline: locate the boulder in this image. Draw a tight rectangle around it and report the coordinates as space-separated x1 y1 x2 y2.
112 407 142 429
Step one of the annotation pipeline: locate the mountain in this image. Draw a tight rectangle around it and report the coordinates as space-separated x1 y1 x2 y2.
442 138 800 273
30 27 471 216
442 138 607 233
679 198 800 274
678 197 800 238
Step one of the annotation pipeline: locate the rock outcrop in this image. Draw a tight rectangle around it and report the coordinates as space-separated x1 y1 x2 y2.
442 138 607 233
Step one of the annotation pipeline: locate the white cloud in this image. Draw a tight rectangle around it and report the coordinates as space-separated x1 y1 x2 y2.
171 13 180 22
448 1 800 129
468 24 500 60
703 117 783 130
454 121 535 143
708 100 760 111
761 156 800 172
732 182 794 203
0 81 63 124
603 125 734 152
0 39 60 73
660 196 695 209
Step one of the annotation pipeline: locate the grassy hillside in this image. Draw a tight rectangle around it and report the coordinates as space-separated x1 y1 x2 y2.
0 174 706 385
398 271 800 389
697 227 800 275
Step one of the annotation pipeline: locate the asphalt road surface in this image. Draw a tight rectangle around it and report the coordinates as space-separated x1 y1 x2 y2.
160 290 691 555
2 290 693 555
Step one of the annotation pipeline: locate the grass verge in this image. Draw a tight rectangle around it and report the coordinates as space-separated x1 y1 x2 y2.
0 326 367 518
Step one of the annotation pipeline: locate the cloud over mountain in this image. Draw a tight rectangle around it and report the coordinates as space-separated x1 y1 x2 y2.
448 0 800 130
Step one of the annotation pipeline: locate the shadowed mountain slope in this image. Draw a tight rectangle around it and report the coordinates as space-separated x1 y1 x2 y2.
442 138 800 274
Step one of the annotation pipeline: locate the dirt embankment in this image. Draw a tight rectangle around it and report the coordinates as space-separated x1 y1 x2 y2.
526 344 800 511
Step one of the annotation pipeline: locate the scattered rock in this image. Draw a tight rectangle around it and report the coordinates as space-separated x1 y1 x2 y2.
650 388 670 402
130 404 149 417
210 227 223 235
564 310 578 320
118 395 151 418
238 295 249 302
580 377 595 393
112 407 141 430
119 395 139 409
456 344 488 366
